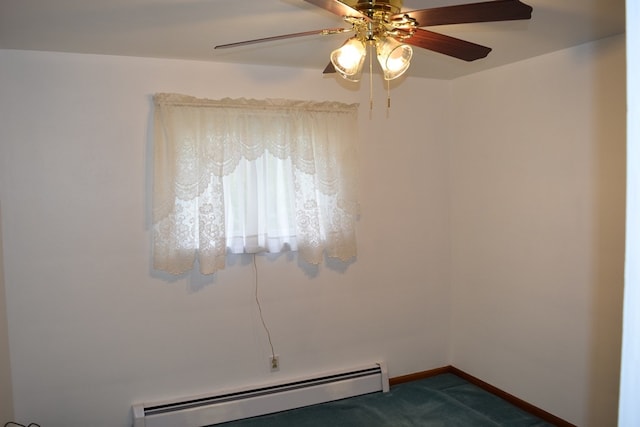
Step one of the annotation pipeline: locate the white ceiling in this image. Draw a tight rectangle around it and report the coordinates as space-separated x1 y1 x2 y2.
0 0 625 80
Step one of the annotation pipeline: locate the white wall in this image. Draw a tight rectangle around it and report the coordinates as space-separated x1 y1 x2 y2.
0 35 626 427
449 35 626 426
0 204 14 422
0 50 452 427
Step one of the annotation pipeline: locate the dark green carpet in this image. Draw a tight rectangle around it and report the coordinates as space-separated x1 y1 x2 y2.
218 373 553 426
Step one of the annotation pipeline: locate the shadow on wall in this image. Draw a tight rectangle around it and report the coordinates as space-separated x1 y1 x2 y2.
149 250 356 292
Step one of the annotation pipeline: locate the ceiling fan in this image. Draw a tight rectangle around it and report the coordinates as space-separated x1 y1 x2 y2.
214 0 533 82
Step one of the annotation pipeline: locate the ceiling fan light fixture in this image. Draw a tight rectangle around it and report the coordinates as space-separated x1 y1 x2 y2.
376 37 413 80
215 0 534 85
330 37 367 81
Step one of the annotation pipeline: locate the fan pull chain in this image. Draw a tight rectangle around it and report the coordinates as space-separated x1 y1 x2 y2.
369 44 374 111
387 79 391 112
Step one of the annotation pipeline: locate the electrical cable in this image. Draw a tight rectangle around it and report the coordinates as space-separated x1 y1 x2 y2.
4 423 41 427
252 254 276 362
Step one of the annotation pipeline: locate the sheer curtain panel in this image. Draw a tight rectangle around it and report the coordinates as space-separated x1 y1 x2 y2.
152 94 359 275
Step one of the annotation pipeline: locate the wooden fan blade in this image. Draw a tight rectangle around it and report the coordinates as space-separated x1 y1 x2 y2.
396 0 532 27
404 28 492 61
303 0 370 21
323 62 336 74
214 27 349 49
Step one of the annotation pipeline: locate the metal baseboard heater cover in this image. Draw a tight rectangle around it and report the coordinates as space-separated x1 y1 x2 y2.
133 361 389 427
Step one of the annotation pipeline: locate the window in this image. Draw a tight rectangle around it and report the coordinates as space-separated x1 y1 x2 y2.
152 94 359 275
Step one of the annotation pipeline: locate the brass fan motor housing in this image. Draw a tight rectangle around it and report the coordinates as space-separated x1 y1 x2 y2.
344 0 403 17
342 0 408 42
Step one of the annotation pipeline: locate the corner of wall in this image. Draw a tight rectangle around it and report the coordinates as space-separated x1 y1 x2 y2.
443 77 456 367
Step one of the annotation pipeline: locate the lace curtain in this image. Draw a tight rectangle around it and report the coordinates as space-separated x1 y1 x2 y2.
152 93 359 275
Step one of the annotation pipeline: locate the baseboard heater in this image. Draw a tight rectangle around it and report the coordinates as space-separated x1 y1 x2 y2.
132 361 389 427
